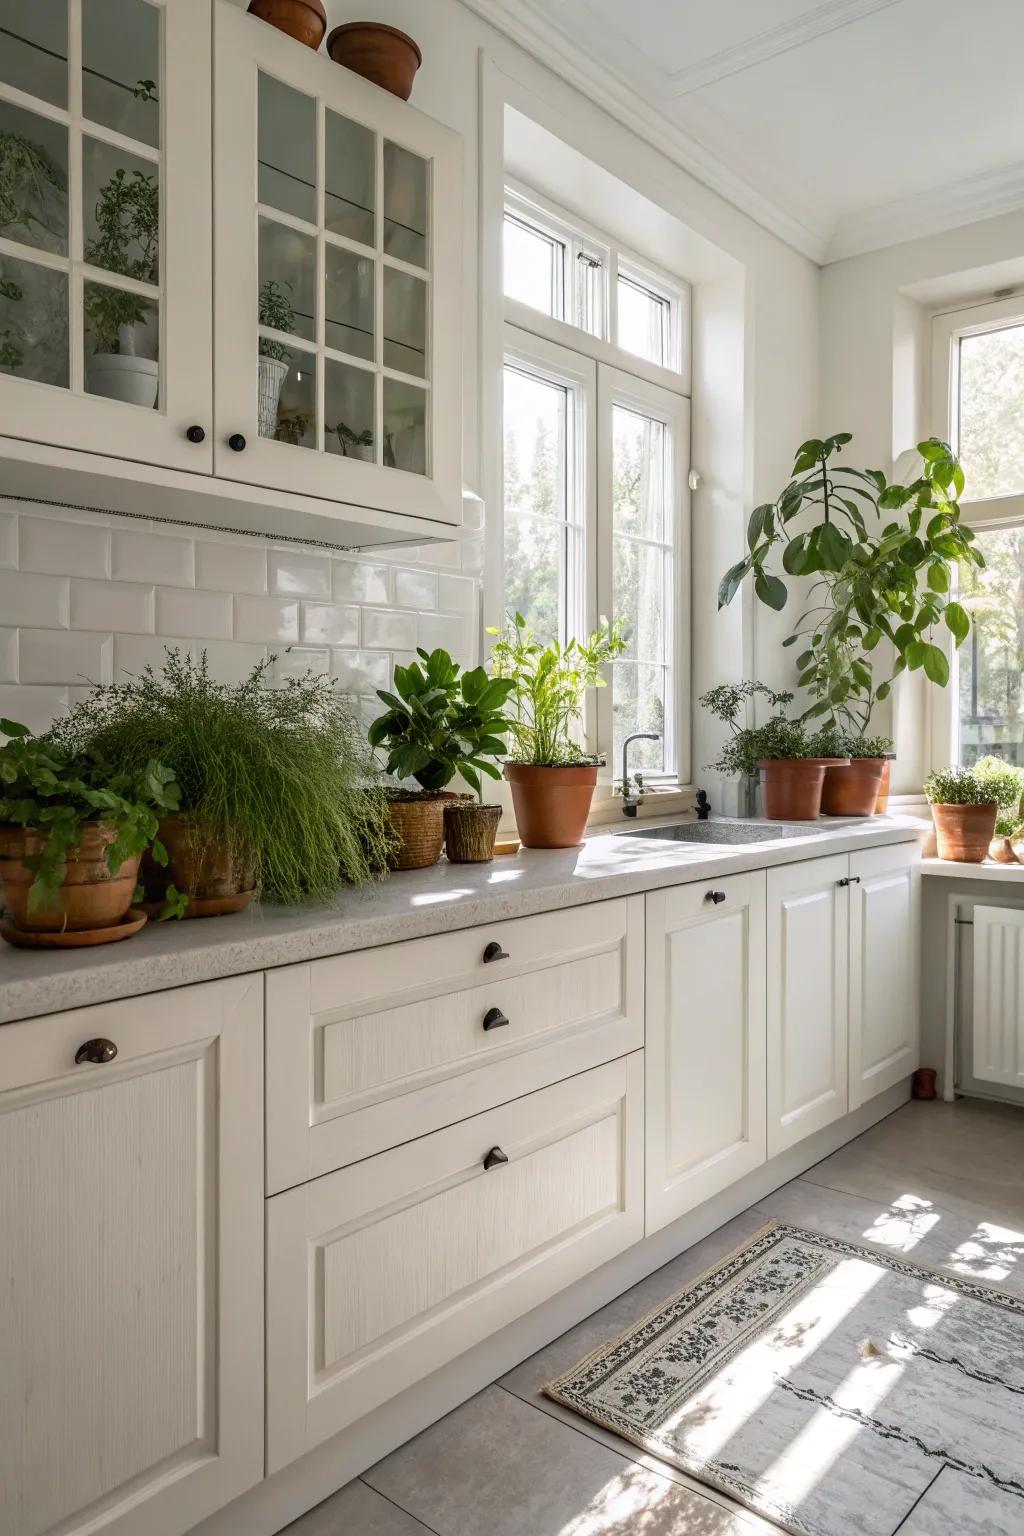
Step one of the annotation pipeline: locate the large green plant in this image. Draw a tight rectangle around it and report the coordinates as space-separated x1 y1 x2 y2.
83 167 158 352
47 650 394 903
488 613 626 766
719 433 984 735
368 648 515 797
0 719 179 914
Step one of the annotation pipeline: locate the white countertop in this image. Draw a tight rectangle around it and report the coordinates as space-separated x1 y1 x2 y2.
0 813 925 1025
921 856 1024 882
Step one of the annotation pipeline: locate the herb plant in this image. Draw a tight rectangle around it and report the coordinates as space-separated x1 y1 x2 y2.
488 613 626 766
258 279 295 363
83 167 159 352
0 719 180 915
923 766 998 806
369 648 514 798
0 130 66 247
48 650 394 904
972 755 1024 827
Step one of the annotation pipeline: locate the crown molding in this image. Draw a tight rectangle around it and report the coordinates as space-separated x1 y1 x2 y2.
827 159 1024 262
666 0 906 97
457 0 830 263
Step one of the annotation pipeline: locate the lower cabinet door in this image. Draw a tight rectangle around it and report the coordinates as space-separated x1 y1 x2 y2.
0 977 264 1536
265 1054 644 1471
766 855 850 1157
645 873 767 1234
848 841 921 1108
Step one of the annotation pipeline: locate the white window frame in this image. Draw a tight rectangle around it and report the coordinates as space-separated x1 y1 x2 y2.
503 184 610 340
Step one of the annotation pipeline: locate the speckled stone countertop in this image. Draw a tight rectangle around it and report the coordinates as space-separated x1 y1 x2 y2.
0 814 925 1025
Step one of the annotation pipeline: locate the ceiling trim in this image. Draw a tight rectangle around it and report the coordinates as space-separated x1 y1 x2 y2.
827 159 1024 262
666 0 906 97
457 0 830 263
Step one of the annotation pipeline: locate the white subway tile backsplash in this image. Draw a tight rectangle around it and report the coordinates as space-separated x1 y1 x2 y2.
156 587 233 640
233 594 300 643
113 527 195 587
301 602 359 647
71 579 154 634
0 628 16 683
393 567 438 610
19 630 112 687
0 514 16 569
417 612 473 659
438 573 477 614
196 539 267 595
0 685 69 734
114 635 195 678
333 559 390 605
418 540 462 568
199 639 268 684
461 533 485 574
269 548 331 599
0 569 69 628
361 607 416 650
273 646 330 682
331 649 390 694
19 515 110 579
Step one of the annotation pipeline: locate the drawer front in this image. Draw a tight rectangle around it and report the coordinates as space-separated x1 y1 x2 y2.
265 897 644 1192
265 1053 644 1471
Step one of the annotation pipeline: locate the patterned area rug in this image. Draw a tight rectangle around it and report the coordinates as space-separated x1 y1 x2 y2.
545 1221 1024 1536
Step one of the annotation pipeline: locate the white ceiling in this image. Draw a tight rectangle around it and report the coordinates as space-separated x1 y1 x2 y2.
462 0 1024 264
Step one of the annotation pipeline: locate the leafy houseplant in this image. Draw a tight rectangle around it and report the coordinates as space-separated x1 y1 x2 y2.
48 650 394 909
703 690 848 821
488 613 626 848
924 765 998 863
972 755 1024 860
0 720 181 937
369 649 515 866
84 166 159 407
719 434 984 741
258 278 294 439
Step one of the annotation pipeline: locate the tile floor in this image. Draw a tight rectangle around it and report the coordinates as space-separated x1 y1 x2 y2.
282 1097 1024 1535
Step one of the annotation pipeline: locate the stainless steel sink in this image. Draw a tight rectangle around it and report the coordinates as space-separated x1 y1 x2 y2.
620 819 829 845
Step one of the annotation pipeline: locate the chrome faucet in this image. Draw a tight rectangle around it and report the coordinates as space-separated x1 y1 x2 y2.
620 733 661 816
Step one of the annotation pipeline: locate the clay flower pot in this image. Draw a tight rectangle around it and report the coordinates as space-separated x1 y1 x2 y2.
820 757 886 818
757 758 848 821
385 793 447 870
444 802 501 864
932 802 998 862
505 763 598 849
0 823 140 931
142 812 255 906
326 22 422 99
989 835 1019 864
247 0 327 49
875 757 894 814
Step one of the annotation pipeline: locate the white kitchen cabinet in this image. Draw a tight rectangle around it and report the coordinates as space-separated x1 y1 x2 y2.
213 2 463 525
848 841 921 1109
0 976 264 1536
766 854 850 1157
645 871 767 1232
0 0 213 473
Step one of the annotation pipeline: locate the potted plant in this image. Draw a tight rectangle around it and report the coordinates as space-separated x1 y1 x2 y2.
0 719 181 943
48 650 394 912
326 23 422 100
487 613 626 848
973 755 1024 862
816 731 894 817
368 648 515 868
924 766 998 862
258 278 294 439
699 680 797 815
707 703 848 821
84 167 159 407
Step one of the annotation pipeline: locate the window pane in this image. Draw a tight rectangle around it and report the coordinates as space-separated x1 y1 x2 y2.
958 526 1024 767
503 364 569 647
613 664 666 775
617 275 667 366
325 360 375 461
503 216 561 317
83 136 158 283
258 73 316 224
958 325 1024 501
0 0 67 110
613 535 664 663
0 99 68 256
258 216 315 343
325 110 375 246
325 245 374 361
383 378 427 475
383 267 427 377
612 405 665 540
84 280 157 407
0 252 68 387
502 511 561 646
384 142 428 268
82 0 159 150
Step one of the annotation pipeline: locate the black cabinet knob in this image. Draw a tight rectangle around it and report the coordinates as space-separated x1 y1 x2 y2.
483 941 508 964
185 424 206 444
483 1146 509 1171
74 1038 118 1065
227 433 247 452
482 1007 509 1032
706 890 726 905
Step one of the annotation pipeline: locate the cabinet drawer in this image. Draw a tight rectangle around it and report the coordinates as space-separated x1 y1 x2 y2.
265 897 644 1192
265 1053 644 1470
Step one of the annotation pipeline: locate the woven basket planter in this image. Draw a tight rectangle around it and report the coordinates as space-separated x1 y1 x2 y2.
385 794 448 871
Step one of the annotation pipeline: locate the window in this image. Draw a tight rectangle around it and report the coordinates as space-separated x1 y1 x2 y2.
958 526 1024 766
617 271 671 369
502 215 563 319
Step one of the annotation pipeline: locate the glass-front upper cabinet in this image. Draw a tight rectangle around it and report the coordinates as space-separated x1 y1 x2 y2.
0 0 213 470
214 4 462 525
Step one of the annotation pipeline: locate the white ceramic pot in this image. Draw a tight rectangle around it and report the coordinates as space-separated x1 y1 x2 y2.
87 352 159 408
258 355 290 439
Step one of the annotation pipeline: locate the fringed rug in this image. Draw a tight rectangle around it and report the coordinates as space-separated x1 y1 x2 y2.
545 1221 1024 1536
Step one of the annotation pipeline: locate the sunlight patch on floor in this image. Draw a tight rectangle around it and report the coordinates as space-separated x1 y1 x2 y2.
859 1194 940 1253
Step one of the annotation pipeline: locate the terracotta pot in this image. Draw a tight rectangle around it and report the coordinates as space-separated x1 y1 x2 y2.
385 795 446 870
757 758 848 821
142 813 256 904
326 22 422 99
0 822 140 931
875 758 894 814
990 835 1019 864
505 763 597 848
931 801 997 862
820 757 886 818
247 0 326 49
444 802 501 863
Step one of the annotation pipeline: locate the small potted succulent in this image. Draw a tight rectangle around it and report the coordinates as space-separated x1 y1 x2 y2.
258 279 294 439
488 613 626 848
924 766 998 862
972 756 1024 862
369 649 515 867
818 732 894 817
708 707 848 821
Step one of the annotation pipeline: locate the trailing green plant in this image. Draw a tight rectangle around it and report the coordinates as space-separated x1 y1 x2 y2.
47 650 394 903
368 648 515 798
923 766 997 806
83 167 158 353
0 129 66 246
258 278 295 363
0 719 181 915
487 613 627 766
719 433 985 736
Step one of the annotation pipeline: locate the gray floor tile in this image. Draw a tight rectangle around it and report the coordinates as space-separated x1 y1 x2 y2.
282 1478 436 1535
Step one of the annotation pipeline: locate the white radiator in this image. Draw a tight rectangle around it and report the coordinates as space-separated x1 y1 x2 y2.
972 905 1024 1087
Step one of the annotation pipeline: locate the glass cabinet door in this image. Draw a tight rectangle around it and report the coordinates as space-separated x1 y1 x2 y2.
0 0 212 470
214 3 462 527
